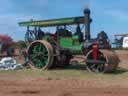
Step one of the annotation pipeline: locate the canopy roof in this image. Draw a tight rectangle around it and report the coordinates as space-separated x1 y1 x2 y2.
19 16 85 27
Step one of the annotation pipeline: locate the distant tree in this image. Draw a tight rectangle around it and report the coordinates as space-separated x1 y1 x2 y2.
0 35 13 43
0 35 14 53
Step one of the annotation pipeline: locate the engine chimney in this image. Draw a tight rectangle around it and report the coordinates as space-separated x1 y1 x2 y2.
84 8 91 40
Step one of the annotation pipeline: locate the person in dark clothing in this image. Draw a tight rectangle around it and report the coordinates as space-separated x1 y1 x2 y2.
74 25 83 42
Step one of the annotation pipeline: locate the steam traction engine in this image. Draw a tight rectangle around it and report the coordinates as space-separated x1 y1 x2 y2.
19 9 119 73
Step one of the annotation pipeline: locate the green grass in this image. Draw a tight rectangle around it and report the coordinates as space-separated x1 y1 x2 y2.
0 65 128 80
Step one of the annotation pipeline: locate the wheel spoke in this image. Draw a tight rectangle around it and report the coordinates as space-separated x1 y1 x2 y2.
37 45 41 52
90 63 96 69
30 52 43 59
39 44 42 51
32 59 41 68
97 64 105 71
32 45 48 68
28 41 53 69
90 64 99 72
35 59 42 68
30 54 37 59
38 44 44 52
43 47 47 54
86 51 106 73
32 45 39 53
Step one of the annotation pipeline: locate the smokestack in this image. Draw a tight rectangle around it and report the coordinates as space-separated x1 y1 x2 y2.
84 8 91 40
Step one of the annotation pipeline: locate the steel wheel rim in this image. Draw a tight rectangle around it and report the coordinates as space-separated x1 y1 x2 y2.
27 40 53 69
86 50 106 73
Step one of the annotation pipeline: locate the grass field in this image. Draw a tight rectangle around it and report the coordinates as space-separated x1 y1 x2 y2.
0 64 128 80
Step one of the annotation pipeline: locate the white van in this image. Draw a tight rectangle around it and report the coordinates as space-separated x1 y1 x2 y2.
123 36 128 48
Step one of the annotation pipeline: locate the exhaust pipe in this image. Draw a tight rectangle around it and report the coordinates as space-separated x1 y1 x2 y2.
84 8 91 40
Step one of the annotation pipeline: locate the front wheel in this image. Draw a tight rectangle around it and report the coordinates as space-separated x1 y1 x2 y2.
85 49 119 73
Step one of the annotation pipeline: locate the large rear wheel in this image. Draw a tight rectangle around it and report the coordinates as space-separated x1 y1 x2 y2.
27 40 54 70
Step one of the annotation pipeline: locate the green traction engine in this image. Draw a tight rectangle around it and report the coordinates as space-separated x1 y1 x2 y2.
19 9 119 73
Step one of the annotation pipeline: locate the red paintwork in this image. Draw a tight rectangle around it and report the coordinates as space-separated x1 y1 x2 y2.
92 45 98 61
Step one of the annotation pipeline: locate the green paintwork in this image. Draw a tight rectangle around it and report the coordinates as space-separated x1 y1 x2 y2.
19 16 84 27
60 36 82 54
30 43 48 69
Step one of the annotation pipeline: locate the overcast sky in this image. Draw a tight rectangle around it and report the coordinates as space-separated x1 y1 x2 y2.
0 0 128 41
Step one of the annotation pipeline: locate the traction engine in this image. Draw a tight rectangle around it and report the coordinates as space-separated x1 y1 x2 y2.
18 8 119 73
